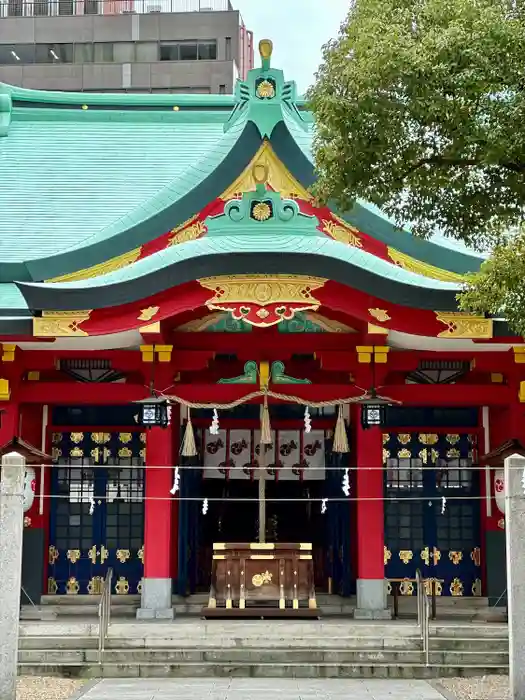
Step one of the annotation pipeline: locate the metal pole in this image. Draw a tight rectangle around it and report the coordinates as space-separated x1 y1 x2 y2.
258 405 266 543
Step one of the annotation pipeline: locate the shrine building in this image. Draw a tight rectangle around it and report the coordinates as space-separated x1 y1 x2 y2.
0 40 516 619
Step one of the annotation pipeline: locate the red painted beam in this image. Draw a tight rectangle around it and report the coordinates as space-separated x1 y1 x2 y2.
386 384 512 406
19 382 148 404
172 332 356 354
19 350 143 373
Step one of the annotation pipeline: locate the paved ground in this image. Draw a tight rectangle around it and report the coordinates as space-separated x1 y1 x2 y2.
77 678 447 700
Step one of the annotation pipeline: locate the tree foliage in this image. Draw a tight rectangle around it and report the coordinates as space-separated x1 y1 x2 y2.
307 0 525 250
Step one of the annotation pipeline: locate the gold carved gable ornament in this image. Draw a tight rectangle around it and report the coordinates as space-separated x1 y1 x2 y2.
198 274 327 328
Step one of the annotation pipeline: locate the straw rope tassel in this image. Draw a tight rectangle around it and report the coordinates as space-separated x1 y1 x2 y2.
333 405 349 454
181 407 197 457
260 396 272 445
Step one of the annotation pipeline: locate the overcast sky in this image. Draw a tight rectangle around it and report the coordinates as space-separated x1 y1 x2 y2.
233 0 350 94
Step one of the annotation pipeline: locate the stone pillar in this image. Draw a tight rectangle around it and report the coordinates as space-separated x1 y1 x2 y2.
137 426 174 620
354 421 390 619
0 452 25 699
504 453 525 699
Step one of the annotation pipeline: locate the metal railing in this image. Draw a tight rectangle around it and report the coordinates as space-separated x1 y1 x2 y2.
0 0 232 18
98 567 113 665
416 569 430 666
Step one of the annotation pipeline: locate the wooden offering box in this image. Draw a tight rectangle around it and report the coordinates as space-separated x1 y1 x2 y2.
202 542 320 618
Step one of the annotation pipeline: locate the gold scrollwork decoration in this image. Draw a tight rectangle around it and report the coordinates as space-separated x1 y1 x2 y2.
252 570 273 587
116 549 130 563
471 547 481 567
449 551 463 565
100 546 109 564
420 547 430 566
368 308 391 323
88 546 98 564
387 247 466 283
91 447 111 463
91 432 111 445
115 577 130 595
397 434 411 445
70 432 84 444
436 312 493 339
446 434 460 445
472 578 482 597
140 433 146 443
67 549 81 564
118 447 133 459
48 546 59 565
119 433 133 444
450 578 464 597
397 448 411 459
47 577 58 594
52 432 62 444
399 550 413 564
399 579 414 596
66 577 80 595
382 433 390 445
446 448 461 459
87 577 103 595
70 447 84 458
384 546 392 565
433 547 441 566
419 433 439 445
424 579 443 596
169 219 207 247
138 546 145 564
322 217 362 248
383 448 390 462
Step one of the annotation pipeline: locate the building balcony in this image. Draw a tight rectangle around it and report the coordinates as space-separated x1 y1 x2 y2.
0 0 233 18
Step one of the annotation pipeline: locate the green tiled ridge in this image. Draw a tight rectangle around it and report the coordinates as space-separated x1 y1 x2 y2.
0 110 239 264
0 283 29 312
23 234 461 292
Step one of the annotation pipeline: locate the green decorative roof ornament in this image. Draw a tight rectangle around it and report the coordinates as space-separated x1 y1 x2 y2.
206 163 319 237
224 38 308 138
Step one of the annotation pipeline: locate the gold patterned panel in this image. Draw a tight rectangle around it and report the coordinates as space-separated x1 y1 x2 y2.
222 140 310 201
398 448 411 459
91 432 111 445
199 274 326 308
252 571 273 587
67 549 81 564
33 311 91 337
88 577 103 595
321 218 362 248
384 546 392 565
436 312 493 339
450 578 464 596
47 577 58 594
419 434 439 445
46 248 140 283
472 579 482 596
397 434 411 445
387 247 466 283
399 550 413 564
66 577 80 595
449 551 463 565
399 579 414 596
48 546 59 565
116 549 130 563
119 433 133 444
115 577 130 595
471 547 481 567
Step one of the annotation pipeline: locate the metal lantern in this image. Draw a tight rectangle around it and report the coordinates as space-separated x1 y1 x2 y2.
135 397 172 429
359 389 390 430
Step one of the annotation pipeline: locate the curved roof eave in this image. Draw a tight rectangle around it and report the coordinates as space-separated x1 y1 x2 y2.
272 119 485 276
17 234 460 312
1 117 262 283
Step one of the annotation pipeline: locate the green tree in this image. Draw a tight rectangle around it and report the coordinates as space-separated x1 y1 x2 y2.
307 0 525 331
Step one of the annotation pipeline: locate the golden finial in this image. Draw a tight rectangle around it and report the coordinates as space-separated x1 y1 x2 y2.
259 39 273 69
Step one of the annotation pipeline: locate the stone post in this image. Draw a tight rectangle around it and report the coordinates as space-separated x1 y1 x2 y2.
504 453 525 700
0 452 25 700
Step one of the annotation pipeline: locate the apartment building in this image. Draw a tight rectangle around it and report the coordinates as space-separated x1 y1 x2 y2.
0 0 254 93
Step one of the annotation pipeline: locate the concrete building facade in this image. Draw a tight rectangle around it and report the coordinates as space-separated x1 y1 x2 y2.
0 0 253 93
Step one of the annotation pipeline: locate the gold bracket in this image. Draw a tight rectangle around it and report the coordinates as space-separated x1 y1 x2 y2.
140 344 173 363
0 378 10 401
513 347 525 364
1 344 15 362
356 345 390 364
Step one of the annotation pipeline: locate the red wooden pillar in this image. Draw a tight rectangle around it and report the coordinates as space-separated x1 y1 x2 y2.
137 424 175 619
354 412 389 618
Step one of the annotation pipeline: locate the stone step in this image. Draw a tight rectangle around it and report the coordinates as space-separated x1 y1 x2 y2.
16 660 509 680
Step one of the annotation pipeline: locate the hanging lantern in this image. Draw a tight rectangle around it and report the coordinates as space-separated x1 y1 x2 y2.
135 396 172 429
359 389 390 430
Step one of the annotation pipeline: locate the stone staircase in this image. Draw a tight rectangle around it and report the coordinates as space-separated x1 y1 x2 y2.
17 618 509 679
